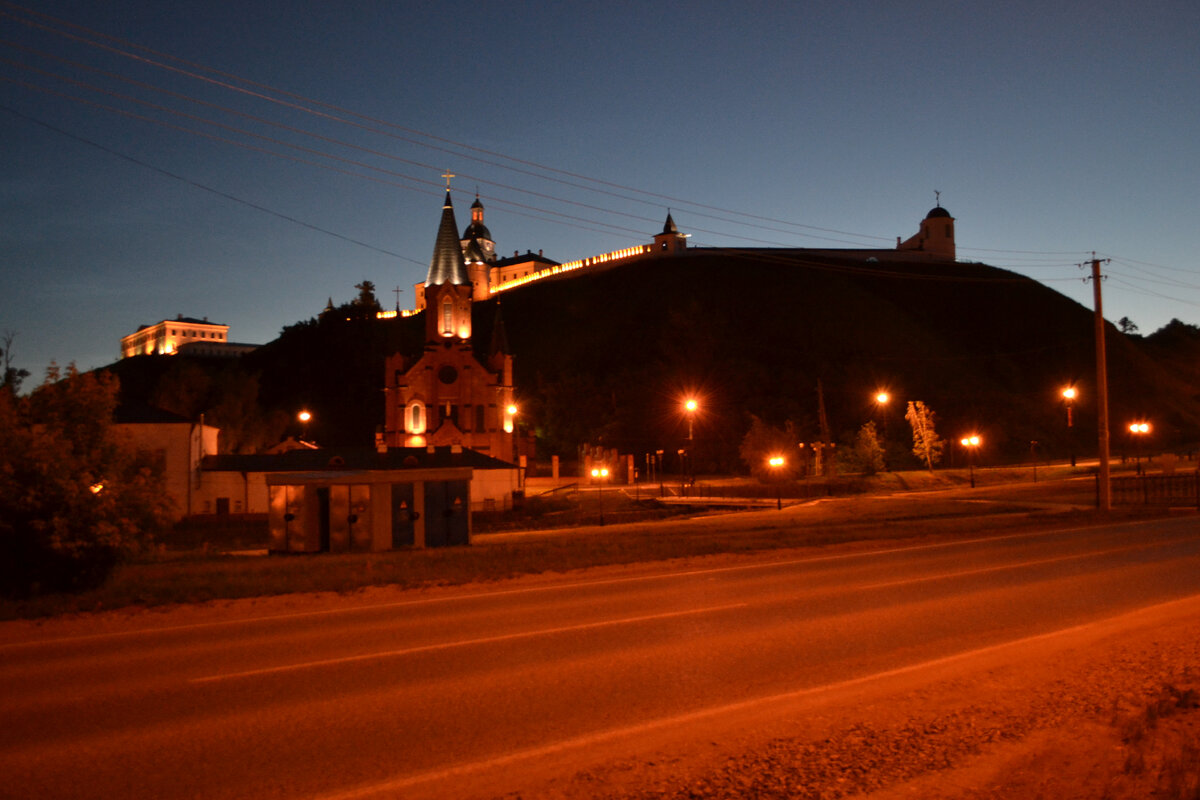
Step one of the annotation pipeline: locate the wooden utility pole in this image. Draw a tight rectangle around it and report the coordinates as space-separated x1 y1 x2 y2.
1088 254 1112 511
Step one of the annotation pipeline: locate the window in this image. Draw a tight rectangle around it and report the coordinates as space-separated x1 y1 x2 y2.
475 404 485 432
442 300 454 335
409 402 424 434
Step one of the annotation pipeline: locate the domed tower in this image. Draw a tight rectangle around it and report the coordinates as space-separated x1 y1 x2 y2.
462 194 496 300
898 202 956 260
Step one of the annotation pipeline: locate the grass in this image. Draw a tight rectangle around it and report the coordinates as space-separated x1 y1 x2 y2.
0 472 1182 621
1112 683 1200 799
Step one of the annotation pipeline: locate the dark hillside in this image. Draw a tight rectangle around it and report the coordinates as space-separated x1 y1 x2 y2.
492 251 1200 465
105 252 1200 467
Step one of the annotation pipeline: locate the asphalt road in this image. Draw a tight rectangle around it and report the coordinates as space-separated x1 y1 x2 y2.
3 515 1200 799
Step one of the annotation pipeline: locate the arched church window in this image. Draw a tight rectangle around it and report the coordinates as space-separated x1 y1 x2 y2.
409 402 425 434
442 299 454 336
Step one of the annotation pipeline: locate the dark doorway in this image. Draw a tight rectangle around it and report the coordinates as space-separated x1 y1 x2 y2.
391 483 415 547
317 487 331 552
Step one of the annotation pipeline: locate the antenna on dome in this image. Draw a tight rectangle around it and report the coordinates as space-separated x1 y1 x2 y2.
934 189 942 207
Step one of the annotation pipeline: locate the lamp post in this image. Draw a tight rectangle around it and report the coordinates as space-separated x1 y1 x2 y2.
960 435 981 488
590 466 609 525
873 390 891 467
768 455 785 509
1128 422 1150 475
1061 386 1077 467
505 402 519 472
298 410 312 442
684 398 698 441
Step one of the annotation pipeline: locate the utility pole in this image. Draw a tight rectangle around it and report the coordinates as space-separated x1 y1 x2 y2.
1086 253 1112 511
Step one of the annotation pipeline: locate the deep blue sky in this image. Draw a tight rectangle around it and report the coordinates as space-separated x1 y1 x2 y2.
3 0 1198 379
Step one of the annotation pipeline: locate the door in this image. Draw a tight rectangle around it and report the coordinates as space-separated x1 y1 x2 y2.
348 485 373 551
391 483 415 548
424 479 469 547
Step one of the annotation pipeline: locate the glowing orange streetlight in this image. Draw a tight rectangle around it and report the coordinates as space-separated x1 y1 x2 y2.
960 435 981 488
875 391 890 405
767 455 786 509
683 397 698 440
1061 386 1078 467
1128 422 1151 474
298 410 312 441
590 466 610 525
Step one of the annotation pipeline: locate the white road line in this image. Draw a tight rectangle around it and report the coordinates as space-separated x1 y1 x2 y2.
310 592 1200 800
189 601 750 684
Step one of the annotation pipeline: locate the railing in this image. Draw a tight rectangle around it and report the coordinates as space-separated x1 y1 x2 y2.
1111 473 1200 508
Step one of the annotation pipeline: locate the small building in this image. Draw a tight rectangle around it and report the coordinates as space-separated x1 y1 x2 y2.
113 403 219 519
198 446 518 550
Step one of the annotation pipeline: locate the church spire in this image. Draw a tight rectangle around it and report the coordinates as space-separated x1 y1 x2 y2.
425 190 471 287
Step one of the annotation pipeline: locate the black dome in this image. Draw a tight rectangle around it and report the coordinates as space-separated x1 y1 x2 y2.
463 221 492 241
926 206 952 219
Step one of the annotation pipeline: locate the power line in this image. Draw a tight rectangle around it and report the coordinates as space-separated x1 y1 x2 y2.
0 103 428 265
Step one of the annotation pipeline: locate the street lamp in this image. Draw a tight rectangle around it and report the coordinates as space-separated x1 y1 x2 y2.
768 455 785 509
590 466 609 525
683 398 698 441
873 390 891 464
960 435 981 488
298 410 312 442
1128 422 1151 474
1061 386 1077 467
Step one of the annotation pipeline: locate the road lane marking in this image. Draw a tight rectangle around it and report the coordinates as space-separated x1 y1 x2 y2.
309 592 1200 800
857 540 1170 592
5 516 1191 650
189 602 750 684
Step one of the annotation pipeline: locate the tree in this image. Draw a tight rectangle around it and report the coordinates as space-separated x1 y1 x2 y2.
848 421 886 475
905 400 944 471
0 364 174 597
352 281 382 317
1 329 31 395
1118 316 1140 335
739 415 799 480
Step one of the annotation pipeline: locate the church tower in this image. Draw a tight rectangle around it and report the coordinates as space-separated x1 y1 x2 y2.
424 190 474 342
461 194 496 301
383 189 516 461
653 212 688 254
897 201 956 260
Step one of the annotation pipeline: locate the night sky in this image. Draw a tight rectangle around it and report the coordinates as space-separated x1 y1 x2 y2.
3 0 1198 378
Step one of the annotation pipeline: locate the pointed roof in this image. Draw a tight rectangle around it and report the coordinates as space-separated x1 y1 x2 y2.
662 212 680 235
425 192 471 287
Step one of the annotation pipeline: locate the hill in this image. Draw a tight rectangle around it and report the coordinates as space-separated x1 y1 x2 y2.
108 251 1200 469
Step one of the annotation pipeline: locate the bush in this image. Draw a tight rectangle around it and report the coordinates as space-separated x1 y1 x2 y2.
0 365 173 598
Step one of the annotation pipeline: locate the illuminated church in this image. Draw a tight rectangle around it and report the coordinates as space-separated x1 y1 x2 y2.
382 191 517 461
381 189 956 463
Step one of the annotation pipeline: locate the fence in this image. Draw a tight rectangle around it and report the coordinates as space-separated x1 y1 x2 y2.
1111 473 1200 508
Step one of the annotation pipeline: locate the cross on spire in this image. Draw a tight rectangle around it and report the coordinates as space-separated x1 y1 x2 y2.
442 170 455 190
392 286 403 311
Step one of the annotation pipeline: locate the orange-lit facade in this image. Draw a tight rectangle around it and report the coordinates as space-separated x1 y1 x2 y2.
383 192 516 462
120 316 229 358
